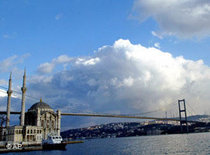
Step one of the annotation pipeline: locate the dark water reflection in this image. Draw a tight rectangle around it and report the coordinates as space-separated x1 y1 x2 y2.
5 132 210 155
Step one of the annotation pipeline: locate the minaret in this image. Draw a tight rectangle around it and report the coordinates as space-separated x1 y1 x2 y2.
20 69 27 126
57 110 61 136
6 73 13 127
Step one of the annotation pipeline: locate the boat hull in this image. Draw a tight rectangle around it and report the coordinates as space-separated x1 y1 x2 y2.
42 143 67 150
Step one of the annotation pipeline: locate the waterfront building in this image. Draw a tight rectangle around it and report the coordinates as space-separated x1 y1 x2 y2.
0 71 61 145
25 99 61 140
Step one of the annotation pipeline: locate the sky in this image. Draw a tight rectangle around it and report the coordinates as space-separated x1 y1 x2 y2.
1 0 210 129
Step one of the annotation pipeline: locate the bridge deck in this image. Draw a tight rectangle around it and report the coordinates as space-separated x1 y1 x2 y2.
61 113 180 121
0 111 201 123
0 111 180 122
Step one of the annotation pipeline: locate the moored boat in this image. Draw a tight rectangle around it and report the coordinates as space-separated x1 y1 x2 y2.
42 134 67 150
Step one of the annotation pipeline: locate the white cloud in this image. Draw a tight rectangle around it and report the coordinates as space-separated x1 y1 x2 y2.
154 42 160 49
37 63 55 74
37 55 73 74
0 89 7 97
0 79 7 86
38 55 101 74
0 56 18 72
151 31 163 39
122 76 134 87
0 89 20 99
133 0 210 38
0 54 30 73
30 39 210 127
75 57 100 66
55 55 72 64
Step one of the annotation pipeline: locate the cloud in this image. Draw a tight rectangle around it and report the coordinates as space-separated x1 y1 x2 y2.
2 32 17 39
75 57 100 66
37 55 73 74
154 42 160 49
55 13 63 20
133 0 210 39
0 54 30 73
0 89 7 97
0 55 18 72
0 88 20 99
151 31 163 39
0 79 7 86
37 63 55 74
29 39 210 128
37 55 100 74
3 34 11 39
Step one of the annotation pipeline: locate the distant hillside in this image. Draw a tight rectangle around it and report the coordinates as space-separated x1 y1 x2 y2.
61 115 210 140
188 115 210 122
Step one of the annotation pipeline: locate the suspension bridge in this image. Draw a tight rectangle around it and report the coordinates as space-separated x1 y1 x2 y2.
0 82 206 134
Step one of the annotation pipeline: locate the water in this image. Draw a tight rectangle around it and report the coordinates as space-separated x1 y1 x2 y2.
5 132 210 155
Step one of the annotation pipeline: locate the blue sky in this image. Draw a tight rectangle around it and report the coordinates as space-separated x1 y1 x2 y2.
1 0 210 69
1 0 210 128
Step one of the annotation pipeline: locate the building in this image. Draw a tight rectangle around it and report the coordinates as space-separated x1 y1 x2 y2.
5 125 42 143
0 71 61 145
25 99 61 140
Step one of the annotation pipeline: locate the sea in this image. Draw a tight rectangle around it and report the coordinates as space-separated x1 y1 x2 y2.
5 132 210 155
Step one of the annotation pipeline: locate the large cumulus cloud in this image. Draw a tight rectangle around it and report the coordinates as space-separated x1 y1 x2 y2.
1 39 209 128
133 0 210 38
27 39 210 127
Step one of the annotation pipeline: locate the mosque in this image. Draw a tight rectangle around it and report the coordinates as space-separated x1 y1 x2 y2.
0 71 61 144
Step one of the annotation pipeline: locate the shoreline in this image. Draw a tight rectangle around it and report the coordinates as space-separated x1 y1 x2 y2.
0 141 83 154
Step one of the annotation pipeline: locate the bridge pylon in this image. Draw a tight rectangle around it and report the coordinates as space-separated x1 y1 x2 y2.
178 99 189 133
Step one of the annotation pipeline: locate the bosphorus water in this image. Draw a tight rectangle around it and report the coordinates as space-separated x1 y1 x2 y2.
6 132 210 155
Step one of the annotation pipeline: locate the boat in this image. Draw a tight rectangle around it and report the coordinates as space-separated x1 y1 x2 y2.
42 134 67 150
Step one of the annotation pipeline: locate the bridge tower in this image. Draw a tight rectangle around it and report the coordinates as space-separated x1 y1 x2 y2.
178 99 189 133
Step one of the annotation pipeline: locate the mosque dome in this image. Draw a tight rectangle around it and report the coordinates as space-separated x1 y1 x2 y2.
29 99 53 111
